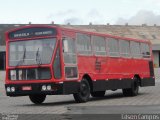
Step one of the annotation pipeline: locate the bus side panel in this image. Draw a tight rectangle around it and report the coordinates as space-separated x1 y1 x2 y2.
92 79 132 91
140 61 155 86
78 55 155 92
78 56 95 79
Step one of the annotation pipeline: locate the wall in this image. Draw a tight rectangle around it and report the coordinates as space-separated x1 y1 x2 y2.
0 71 5 81
154 68 160 80
153 51 159 67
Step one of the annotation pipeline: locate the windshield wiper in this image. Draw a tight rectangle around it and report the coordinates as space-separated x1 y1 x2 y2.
16 47 26 67
36 48 42 66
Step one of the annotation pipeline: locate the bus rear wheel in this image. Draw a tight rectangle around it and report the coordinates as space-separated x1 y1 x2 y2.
29 94 46 104
122 78 139 96
91 91 105 97
73 78 90 103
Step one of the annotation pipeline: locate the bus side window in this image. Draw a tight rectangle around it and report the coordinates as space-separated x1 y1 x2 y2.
77 33 92 55
119 40 130 57
63 38 76 64
141 43 150 58
130 41 142 58
107 38 119 57
92 36 106 56
63 37 78 79
65 67 78 78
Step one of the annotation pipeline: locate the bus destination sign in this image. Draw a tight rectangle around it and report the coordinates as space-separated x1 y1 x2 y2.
8 27 57 39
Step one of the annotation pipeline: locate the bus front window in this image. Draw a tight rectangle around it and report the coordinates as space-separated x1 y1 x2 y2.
9 38 56 66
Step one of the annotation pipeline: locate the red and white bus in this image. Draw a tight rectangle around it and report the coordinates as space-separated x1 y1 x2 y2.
5 25 155 104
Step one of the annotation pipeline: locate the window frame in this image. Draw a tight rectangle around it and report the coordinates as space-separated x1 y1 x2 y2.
119 39 131 58
92 35 107 57
130 41 142 59
140 42 151 59
62 36 79 80
64 65 79 80
62 37 77 65
9 38 57 67
76 33 93 56
107 38 120 58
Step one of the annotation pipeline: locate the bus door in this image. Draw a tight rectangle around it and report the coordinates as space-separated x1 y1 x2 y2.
63 37 78 79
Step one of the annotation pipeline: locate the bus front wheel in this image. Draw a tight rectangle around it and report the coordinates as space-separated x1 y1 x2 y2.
29 94 46 104
122 78 139 96
73 78 90 103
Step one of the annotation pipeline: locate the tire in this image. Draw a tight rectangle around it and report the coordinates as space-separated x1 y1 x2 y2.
91 91 105 97
73 78 90 103
29 94 46 104
122 78 139 96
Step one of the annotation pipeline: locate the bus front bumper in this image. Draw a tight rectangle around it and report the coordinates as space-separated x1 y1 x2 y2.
5 81 80 97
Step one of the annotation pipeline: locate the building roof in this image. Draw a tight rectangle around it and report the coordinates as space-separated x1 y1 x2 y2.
0 24 24 45
1 24 160 46
60 24 160 45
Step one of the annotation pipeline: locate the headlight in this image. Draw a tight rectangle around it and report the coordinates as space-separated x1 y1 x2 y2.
10 70 17 80
7 87 11 92
47 85 51 90
42 85 46 91
11 87 15 92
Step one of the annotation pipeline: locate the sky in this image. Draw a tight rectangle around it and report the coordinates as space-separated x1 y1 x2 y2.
0 0 160 25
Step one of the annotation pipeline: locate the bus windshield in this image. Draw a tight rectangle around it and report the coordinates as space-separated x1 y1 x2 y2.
9 38 56 66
